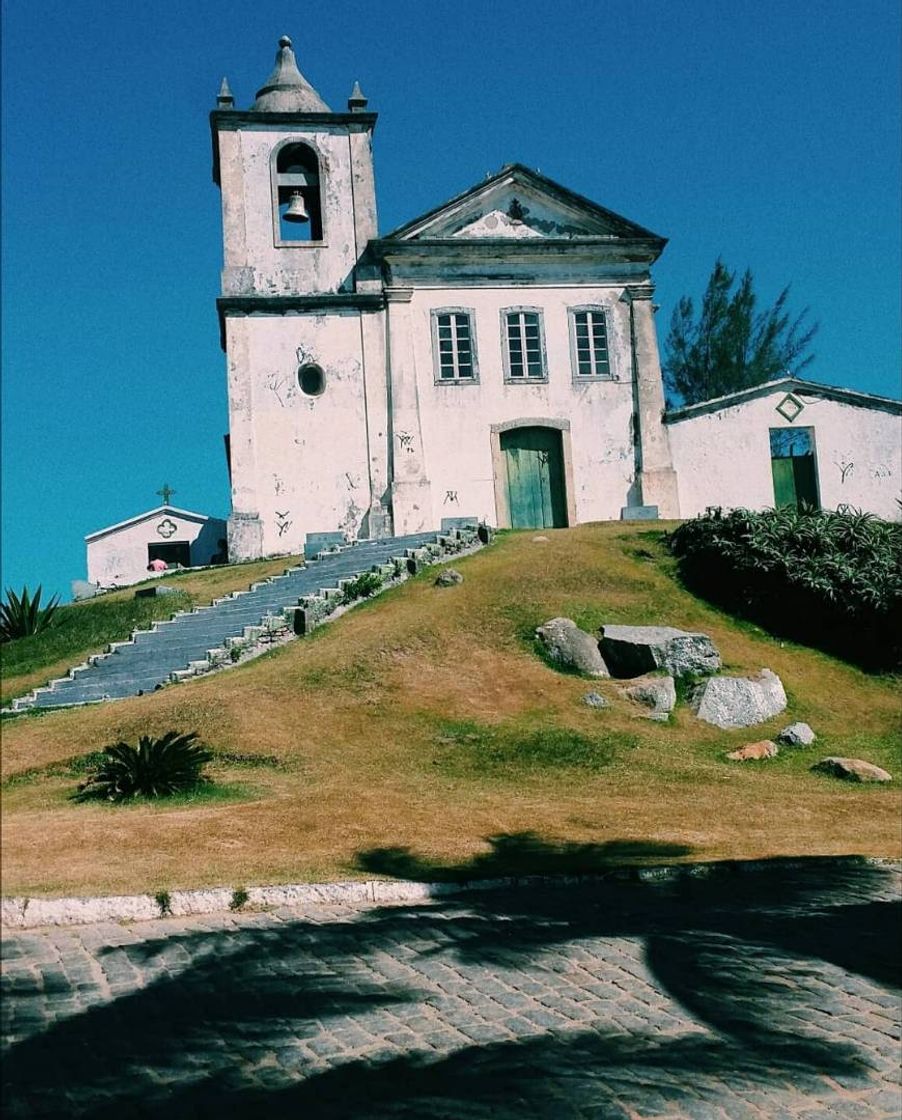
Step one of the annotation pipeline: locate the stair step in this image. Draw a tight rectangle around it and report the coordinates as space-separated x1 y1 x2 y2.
10 531 472 712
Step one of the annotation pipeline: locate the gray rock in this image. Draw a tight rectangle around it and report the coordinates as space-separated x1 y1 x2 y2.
690 669 787 729
777 722 816 747
536 618 609 678
811 757 892 783
623 675 676 721
582 691 608 709
434 568 464 587
599 624 721 679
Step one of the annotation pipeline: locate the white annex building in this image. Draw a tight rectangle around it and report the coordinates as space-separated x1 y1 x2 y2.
210 37 901 562
85 506 227 588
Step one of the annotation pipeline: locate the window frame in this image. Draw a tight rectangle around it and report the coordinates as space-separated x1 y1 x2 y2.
270 139 327 249
568 306 615 382
501 307 548 384
430 308 479 385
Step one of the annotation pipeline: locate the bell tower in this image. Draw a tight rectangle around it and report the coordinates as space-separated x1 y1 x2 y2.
211 37 390 560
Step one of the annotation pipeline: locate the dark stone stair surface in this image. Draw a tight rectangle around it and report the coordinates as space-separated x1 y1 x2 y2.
20 533 445 710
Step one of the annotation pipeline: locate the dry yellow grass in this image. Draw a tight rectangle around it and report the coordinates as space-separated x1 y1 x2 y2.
2 524 899 898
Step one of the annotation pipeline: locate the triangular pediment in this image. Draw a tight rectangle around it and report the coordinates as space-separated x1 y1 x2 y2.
383 164 664 244
451 208 545 239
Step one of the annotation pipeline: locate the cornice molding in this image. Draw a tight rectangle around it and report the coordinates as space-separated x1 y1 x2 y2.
215 293 385 349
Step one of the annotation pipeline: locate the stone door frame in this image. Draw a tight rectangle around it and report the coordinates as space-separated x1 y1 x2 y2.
490 418 578 529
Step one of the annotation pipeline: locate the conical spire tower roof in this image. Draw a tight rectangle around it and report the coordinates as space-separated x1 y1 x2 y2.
252 36 331 112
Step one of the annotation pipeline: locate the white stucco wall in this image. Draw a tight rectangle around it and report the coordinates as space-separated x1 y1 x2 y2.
225 311 385 556
86 510 227 586
398 284 638 528
667 391 901 520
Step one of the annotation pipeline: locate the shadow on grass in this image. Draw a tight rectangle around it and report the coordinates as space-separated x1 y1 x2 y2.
356 830 692 881
2 837 899 1119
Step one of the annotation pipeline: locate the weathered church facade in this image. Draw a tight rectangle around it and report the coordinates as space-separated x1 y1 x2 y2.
211 38 900 562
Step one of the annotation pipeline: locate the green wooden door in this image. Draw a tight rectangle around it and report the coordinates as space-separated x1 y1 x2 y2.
501 427 567 529
770 427 820 510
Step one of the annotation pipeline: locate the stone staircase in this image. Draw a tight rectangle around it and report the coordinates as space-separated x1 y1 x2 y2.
8 529 479 713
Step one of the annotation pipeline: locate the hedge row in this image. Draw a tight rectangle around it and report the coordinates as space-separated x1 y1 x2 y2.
667 507 902 670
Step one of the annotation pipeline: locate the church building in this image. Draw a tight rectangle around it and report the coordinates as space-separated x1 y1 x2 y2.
210 37 900 561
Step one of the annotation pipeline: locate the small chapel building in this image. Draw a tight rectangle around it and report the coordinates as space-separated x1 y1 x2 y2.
85 506 227 588
210 37 900 561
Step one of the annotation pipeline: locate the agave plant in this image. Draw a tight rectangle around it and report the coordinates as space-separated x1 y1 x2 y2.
0 585 60 643
72 731 213 802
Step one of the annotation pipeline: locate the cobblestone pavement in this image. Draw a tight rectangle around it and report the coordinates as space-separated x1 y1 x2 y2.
2 859 900 1119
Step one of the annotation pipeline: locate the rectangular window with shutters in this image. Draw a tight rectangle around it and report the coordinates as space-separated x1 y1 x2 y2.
569 307 613 380
431 310 478 383
503 309 547 382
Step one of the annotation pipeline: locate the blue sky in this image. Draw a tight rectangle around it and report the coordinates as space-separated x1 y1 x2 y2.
2 0 900 601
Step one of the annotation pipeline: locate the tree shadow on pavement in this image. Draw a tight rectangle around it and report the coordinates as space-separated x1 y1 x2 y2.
2 835 898 1119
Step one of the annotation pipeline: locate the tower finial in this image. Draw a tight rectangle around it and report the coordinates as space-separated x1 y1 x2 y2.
348 80 368 112
217 77 235 109
251 33 331 112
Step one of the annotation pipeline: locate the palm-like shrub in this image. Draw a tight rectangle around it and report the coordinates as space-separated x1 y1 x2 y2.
72 731 213 802
0 585 60 643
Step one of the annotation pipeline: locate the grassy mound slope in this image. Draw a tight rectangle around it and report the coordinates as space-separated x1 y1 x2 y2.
2 524 898 898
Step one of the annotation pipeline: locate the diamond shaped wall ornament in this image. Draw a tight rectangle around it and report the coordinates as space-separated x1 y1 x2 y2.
156 518 177 539
776 393 804 422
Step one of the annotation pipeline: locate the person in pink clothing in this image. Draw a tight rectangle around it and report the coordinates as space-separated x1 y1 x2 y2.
147 558 168 572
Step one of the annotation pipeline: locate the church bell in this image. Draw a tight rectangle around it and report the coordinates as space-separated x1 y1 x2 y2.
283 190 309 223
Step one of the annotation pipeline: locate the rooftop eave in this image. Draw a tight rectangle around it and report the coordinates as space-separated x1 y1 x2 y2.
371 236 666 265
664 376 902 422
85 506 222 543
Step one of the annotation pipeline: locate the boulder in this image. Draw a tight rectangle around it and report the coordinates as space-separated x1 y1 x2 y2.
536 618 609 678
777 722 816 747
599 624 721 679
727 740 779 761
690 669 787 729
811 758 892 783
623 675 676 721
434 568 464 587
582 692 608 709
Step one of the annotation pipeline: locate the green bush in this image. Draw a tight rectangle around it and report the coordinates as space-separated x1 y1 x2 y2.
1 585 60 643
72 731 213 802
341 571 383 605
668 507 902 668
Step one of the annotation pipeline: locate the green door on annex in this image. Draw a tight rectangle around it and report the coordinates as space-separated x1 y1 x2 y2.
501 427 567 529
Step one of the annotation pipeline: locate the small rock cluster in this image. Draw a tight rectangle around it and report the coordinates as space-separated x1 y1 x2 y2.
536 620 783 727
533 618 892 782
434 568 464 587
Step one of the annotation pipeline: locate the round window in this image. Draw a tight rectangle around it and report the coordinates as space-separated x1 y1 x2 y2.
298 363 325 397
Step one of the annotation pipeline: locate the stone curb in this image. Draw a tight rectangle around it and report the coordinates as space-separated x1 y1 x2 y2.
2 857 897 931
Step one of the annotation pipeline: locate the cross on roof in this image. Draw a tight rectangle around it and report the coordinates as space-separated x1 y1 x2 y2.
157 483 176 505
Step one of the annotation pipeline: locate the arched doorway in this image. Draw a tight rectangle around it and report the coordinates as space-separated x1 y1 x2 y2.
500 426 568 529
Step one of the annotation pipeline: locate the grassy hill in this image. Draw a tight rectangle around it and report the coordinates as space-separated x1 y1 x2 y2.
2 524 899 899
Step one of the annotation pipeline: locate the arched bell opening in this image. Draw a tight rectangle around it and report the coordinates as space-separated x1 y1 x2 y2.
274 142 323 243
